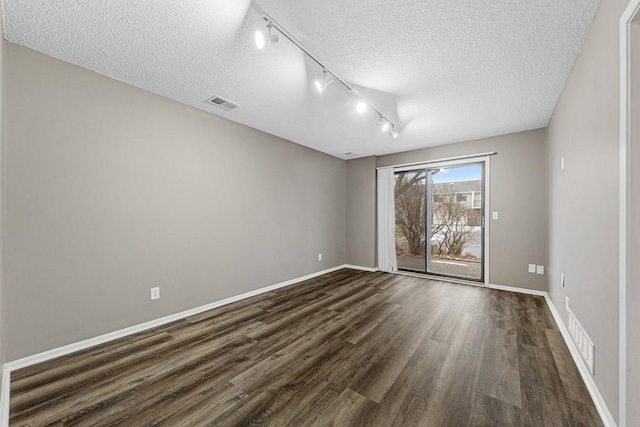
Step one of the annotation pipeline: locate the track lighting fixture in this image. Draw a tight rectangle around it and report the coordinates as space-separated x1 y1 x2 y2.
314 70 334 93
255 11 399 139
254 21 278 50
389 127 400 139
378 116 390 132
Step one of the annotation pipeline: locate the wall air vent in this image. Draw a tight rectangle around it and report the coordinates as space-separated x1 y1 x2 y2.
567 308 595 375
205 96 239 111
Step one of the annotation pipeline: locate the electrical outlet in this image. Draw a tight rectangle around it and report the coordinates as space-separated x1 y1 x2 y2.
561 273 565 288
318 253 322 261
528 264 536 273
150 287 160 300
536 265 545 275
492 211 499 220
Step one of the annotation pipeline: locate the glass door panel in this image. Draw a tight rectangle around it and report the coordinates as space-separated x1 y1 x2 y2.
427 163 484 281
394 170 426 272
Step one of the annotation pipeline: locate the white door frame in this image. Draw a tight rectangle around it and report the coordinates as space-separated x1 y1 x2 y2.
619 1 640 425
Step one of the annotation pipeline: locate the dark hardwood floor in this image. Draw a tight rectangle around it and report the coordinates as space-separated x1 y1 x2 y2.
10 269 603 426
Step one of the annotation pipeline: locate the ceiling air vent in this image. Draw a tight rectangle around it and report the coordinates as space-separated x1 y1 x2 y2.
344 152 358 157
205 95 239 111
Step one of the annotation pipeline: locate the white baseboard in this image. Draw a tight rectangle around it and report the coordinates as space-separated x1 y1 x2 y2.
486 283 547 296
5 264 349 372
543 293 617 427
487 283 615 426
0 271 614 427
0 263 354 426
343 264 378 272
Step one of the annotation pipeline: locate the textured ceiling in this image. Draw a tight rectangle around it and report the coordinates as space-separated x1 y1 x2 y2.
3 0 600 159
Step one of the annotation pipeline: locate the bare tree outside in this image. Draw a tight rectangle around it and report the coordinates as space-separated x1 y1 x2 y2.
430 183 479 258
394 171 426 256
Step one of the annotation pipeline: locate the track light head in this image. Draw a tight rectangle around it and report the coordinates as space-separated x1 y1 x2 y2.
389 127 400 139
314 70 334 93
255 21 278 49
377 116 390 132
267 23 278 44
356 100 367 114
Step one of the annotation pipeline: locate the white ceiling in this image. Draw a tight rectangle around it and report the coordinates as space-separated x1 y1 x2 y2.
3 0 601 159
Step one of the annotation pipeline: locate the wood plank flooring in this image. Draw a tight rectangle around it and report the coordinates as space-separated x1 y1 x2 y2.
9 269 603 426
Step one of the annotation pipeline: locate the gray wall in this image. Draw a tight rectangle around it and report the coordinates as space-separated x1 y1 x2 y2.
4 42 346 361
546 0 627 421
376 128 547 291
346 156 376 268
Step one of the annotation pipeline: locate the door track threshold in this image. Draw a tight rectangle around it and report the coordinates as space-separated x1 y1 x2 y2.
394 271 485 288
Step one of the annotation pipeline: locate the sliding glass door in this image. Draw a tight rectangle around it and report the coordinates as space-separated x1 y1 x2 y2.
394 162 485 282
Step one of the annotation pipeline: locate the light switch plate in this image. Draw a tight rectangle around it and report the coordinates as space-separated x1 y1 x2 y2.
528 264 536 273
492 211 499 220
536 265 545 275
